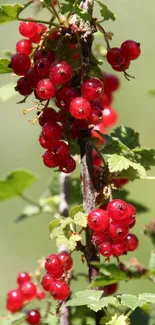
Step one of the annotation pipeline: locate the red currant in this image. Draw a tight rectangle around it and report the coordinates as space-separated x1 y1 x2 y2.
112 178 129 188
59 155 76 173
126 203 136 225
11 53 31 76
70 97 91 119
36 79 56 100
20 282 37 301
103 73 120 93
17 272 31 286
92 231 108 247
26 310 41 325
34 49 55 63
45 254 63 276
99 242 112 257
108 223 129 241
103 283 118 296
26 68 41 89
41 273 55 291
49 280 70 300
17 77 33 96
49 61 72 85
99 92 113 108
42 121 62 142
129 219 136 229
81 78 104 101
53 141 70 157
42 150 59 168
102 107 118 128
87 106 103 125
88 209 110 231
19 19 37 38
112 240 127 256
92 150 102 167
6 289 23 313
55 86 78 110
112 59 130 72
121 40 141 60
106 199 129 223
126 233 139 251
106 48 125 67
36 289 45 300
58 252 73 271
39 134 53 150
39 107 58 126
30 23 47 43
16 39 32 55
34 58 51 78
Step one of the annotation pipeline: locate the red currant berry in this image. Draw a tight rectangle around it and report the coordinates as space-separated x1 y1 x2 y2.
20 282 37 301
39 134 53 150
11 53 31 76
129 219 136 229
81 78 104 101
53 141 69 157
103 73 120 93
102 107 118 128
75 118 90 130
42 121 62 142
112 240 127 256
49 61 72 85
16 39 32 55
41 273 55 291
17 77 33 96
88 209 110 232
34 49 55 63
121 40 141 60
34 58 51 78
92 231 108 247
42 150 59 168
55 86 78 110
26 310 41 325
107 199 129 223
126 203 136 225
126 233 139 251
39 107 58 126
36 289 45 300
103 283 118 296
59 155 76 173
99 92 113 108
45 254 63 276
99 242 112 257
108 223 129 241
58 252 73 271
29 23 47 44
26 68 41 89
70 97 91 119
6 289 23 313
49 280 70 300
107 48 125 67
112 59 130 72
19 19 37 38
36 79 56 100
17 272 31 286
87 106 103 125
112 178 129 188
92 150 102 167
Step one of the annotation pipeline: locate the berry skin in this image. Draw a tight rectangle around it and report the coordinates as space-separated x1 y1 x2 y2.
106 199 129 223
103 74 120 93
102 107 118 128
126 234 139 251
112 240 127 256
49 61 72 85
6 289 23 313
42 150 59 168
55 86 78 110
103 283 118 296
39 106 58 126
112 59 130 72
99 242 112 257
19 19 37 38
59 155 76 174
36 289 45 300
112 178 129 188
16 39 32 55
17 272 31 286
26 68 41 89
121 40 141 60
36 79 56 100
39 134 53 150
58 252 73 271
108 223 129 241
34 58 51 78
34 49 55 63
99 92 113 108
45 254 63 276
42 121 62 142
106 48 125 67
26 310 41 325
92 150 102 167
11 53 31 76
41 273 55 291
49 280 70 300
17 77 33 96
70 97 91 119
92 231 108 247
88 209 110 232
129 219 136 229
81 78 104 101
53 141 70 157
126 203 136 225
30 23 47 43
20 282 37 301
87 106 103 125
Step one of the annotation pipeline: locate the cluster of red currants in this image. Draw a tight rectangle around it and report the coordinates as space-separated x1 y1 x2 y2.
89 199 139 258
41 252 72 301
106 40 141 71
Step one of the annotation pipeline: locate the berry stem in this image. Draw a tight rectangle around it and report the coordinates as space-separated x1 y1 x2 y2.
43 0 63 24
96 22 111 50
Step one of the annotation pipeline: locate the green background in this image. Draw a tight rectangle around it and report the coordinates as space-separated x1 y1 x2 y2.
0 0 155 317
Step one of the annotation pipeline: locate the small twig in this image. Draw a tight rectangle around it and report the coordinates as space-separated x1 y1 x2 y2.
96 22 111 50
124 71 135 81
43 0 62 24
19 193 41 209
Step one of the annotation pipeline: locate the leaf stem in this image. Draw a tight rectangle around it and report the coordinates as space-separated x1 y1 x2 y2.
19 193 41 209
43 0 62 24
96 22 110 50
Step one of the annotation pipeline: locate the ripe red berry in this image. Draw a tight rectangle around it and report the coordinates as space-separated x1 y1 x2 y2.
91 123 107 145
92 231 108 247
108 223 129 241
17 272 31 286
126 203 136 224
59 155 76 173
53 141 70 157
26 68 41 89
49 61 72 85
41 273 55 291
112 240 127 256
17 77 33 96
55 85 78 110
16 39 32 55
45 254 63 276
49 280 70 300
99 92 113 108
103 74 120 93
87 106 103 125
34 58 51 78
129 219 136 229
36 289 45 300
42 150 59 168
99 242 112 257
106 199 129 223
26 310 41 325
58 252 73 271
121 40 141 60
70 97 91 119
39 134 53 150
19 19 37 38
112 178 129 188
92 150 102 167
88 209 110 232
81 78 104 101
102 107 118 128
39 107 58 126
42 121 62 142
11 53 31 76
126 233 139 251
34 49 55 63
36 79 56 100
29 23 47 43
106 48 125 67
6 289 23 313
112 59 130 72
103 283 118 296
20 282 37 301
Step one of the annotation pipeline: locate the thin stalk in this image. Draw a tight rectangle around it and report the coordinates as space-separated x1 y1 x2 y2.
19 193 41 209
43 0 62 24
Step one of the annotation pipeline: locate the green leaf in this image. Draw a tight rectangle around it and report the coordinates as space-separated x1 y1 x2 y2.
133 147 155 170
56 233 81 251
91 263 128 287
111 125 140 149
69 204 84 218
0 82 17 101
74 212 87 227
121 294 139 310
101 136 133 155
73 4 90 21
88 297 118 312
139 293 155 305
61 1 90 21
16 205 41 222
49 219 60 233
105 314 129 325
0 3 23 24
0 169 37 201
66 290 103 307
96 1 116 21
100 315 114 325
60 217 74 228
0 58 12 73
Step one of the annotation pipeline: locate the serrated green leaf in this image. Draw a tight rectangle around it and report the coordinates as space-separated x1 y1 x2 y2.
0 169 37 201
121 294 139 310
49 219 60 233
101 136 133 155
139 293 155 305
133 147 155 170
0 3 23 24
91 263 128 287
56 233 81 251
69 205 83 218
61 1 90 21
111 125 140 149
49 226 63 240
60 217 74 228
74 212 87 227
0 58 12 73
100 314 114 325
0 82 17 101
108 154 146 179
106 314 129 325
96 1 116 21
74 4 90 21
66 290 103 307
88 296 118 312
